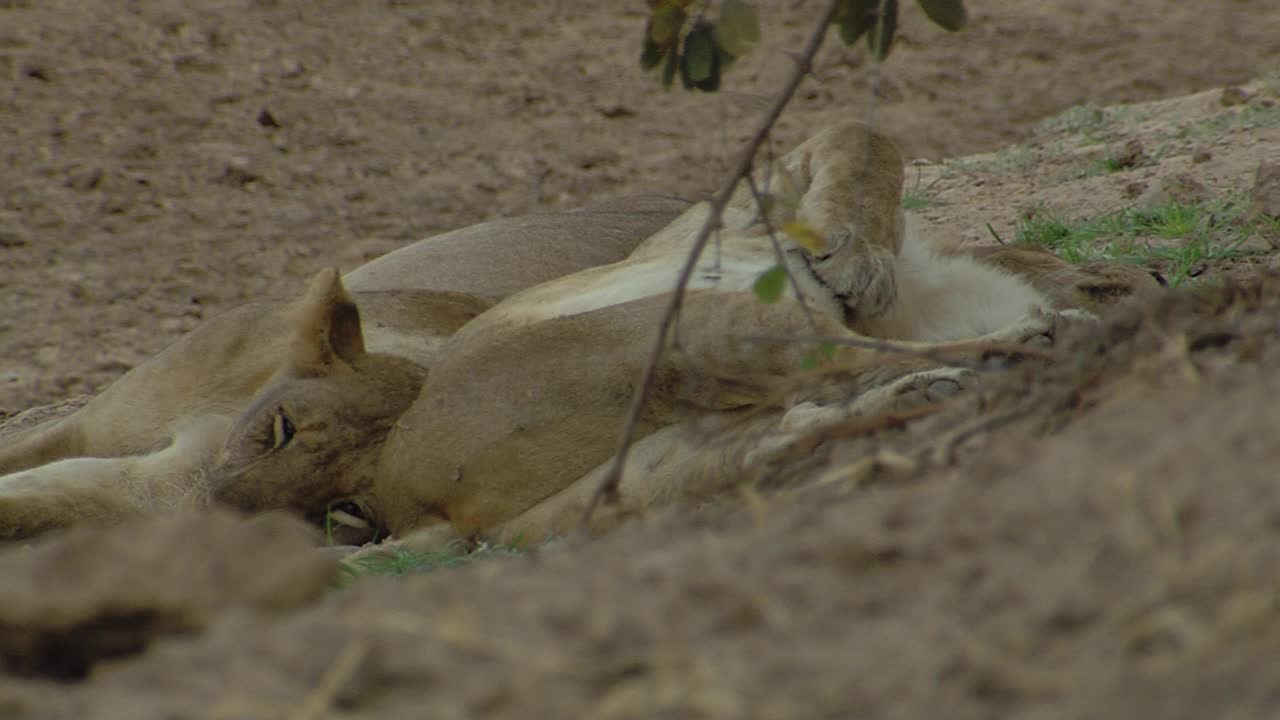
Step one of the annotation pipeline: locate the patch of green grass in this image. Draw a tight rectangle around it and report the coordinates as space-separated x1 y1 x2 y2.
1014 193 1272 286
901 168 947 210
1034 103 1148 143
1095 157 1126 175
1173 102 1280 144
1035 104 1111 136
947 145 1037 175
331 540 529 588
1063 153 1134 182
1262 68 1280 97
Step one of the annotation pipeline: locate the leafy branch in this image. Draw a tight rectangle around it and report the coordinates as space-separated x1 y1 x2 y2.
640 0 967 91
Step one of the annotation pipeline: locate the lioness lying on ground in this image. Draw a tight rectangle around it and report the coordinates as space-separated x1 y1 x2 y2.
0 123 1161 547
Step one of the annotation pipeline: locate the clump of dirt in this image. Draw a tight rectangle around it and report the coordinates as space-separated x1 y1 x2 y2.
0 509 334 680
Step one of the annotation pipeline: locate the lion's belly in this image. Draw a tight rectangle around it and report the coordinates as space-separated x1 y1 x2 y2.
475 244 833 330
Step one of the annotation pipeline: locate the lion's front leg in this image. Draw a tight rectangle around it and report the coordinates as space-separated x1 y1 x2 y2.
977 308 1098 348
0 415 228 542
778 306 1096 428
0 459 144 541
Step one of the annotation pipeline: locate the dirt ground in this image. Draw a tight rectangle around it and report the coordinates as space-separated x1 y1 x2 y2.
3 0 1280 718
3 0 1280 411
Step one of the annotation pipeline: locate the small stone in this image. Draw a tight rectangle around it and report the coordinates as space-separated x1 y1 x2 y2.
21 64 50 82
0 229 26 248
1110 138 1145 169
65 167 103 192
279 58 304 78
1219 86 1250 107
1191 148 1212 164
1123 181 1148 199
1247 160 1280 221
256 108 281 128
1136 172 1208 209
1236 234 1278 252
596 103 635 119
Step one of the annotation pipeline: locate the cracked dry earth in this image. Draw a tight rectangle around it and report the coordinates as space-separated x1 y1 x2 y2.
3 1 1280 718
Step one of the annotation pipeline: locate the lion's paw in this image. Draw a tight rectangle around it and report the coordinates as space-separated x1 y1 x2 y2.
806 233 897 320
983 308 1098 348
846 366 978 416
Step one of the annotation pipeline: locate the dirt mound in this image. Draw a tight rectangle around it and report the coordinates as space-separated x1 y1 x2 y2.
0 509 334 681
2 273 1277 718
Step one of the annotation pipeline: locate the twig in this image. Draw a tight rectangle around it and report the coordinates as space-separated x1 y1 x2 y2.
582 0 845 526
286 639 369 720
927 399 1038 466
745 333 1056 365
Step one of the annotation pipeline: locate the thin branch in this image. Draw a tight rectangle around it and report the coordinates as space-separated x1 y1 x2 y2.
287 639 369 720
582 0 845 525
927 399 1038 466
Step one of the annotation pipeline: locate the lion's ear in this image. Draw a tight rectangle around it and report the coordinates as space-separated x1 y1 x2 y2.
288 268 366 374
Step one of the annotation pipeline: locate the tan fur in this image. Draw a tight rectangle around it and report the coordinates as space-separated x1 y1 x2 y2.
0 415 232 537
0 126 1161 546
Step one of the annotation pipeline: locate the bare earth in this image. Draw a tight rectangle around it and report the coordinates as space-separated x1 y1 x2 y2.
3 1 1280 718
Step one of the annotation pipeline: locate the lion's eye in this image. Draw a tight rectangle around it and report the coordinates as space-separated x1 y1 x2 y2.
327 501 369 529
271 410 296 450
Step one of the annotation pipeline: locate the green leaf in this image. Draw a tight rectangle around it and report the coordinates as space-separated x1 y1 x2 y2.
694 41 722 92
753 265 787 304
834 0 877 47
677 21 722 93
835 0 898 60
916 0 967 31
715 0 760 57
682 23 714 82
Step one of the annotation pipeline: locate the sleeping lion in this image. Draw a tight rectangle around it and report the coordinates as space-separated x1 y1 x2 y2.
0 124 1161 548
